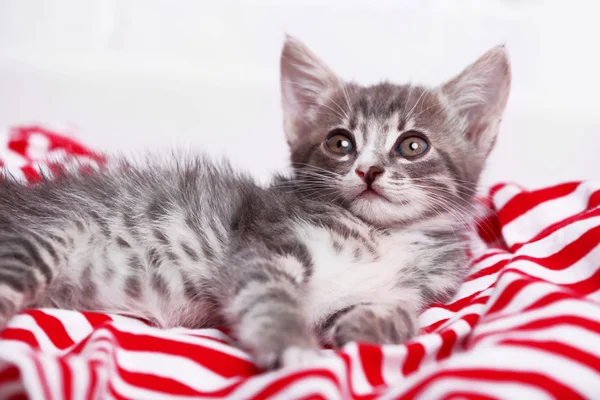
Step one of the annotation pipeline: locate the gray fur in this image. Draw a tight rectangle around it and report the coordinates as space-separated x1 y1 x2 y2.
0 37 510 369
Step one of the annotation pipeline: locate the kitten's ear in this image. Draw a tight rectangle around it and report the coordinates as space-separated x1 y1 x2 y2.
441 46 511 156
281 35 343 147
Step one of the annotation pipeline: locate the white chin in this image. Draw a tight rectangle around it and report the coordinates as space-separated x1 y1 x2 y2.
350 197 418 226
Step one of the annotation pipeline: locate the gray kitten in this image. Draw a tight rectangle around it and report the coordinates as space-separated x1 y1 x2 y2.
0 37 510 369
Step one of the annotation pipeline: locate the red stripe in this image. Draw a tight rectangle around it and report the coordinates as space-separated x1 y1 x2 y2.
469 251 507 268
0 328 40 348
429 293 490 313
500 339 600 374
473 315 600 348
26 310 75 349
59 358 73 400
6 394 28 400
86 361 99 400
422 313 482 335
485 278 530 315
399 368 583 400
510 207 600 252
0 365 20 383
442 391 498 400
250 370 342 400
488 183 508 198
402 342 425 375
82 312 113 329
357 344 384 387
436 329 458 361
102 325 258 378
522 290 586 312
117 368 219 396
497 182 580 226
20 165 41 183
466 259 509 281
105 343 247 398
517 224 600 270
422 318 450 334
475 215 505 248
588 189 600 209
31 355 53 400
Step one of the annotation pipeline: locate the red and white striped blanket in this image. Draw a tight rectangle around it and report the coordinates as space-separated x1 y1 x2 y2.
1 126 599 400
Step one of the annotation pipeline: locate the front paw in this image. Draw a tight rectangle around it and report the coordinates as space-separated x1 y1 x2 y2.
236 311 322 370
332 304 416 348
249 332 322 370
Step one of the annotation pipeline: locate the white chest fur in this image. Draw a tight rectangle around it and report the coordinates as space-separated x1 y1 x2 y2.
294 221 433 327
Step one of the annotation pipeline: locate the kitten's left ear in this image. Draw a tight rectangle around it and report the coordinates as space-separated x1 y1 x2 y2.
441 46 511 156
281 35 343 148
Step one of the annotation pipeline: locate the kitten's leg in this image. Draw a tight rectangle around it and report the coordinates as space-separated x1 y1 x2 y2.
223 249 319 369
324 303 418 348
0 231 60 328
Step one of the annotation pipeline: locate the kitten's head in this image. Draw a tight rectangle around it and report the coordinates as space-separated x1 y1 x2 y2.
280 36 511 227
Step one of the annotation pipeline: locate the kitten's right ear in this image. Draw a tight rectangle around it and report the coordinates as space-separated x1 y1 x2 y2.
280 35 342 147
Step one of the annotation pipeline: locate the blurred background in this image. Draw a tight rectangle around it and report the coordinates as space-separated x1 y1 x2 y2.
0 0 598 188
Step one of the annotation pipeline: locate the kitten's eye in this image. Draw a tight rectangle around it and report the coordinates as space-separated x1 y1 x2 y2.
396 135 429 159
325 130 355 155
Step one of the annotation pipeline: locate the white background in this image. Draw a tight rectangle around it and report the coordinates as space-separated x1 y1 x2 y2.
0 0 598 188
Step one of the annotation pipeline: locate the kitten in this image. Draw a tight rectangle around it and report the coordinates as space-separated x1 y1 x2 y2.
0 37 510 369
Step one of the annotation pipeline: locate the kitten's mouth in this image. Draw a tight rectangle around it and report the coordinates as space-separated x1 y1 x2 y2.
357 188 389 202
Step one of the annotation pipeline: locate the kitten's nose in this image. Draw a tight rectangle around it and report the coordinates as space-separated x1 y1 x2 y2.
355 166 384 185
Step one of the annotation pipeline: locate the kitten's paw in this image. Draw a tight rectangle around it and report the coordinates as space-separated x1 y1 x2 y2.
253 341 321 370
0 291 21 332
332 304 416 348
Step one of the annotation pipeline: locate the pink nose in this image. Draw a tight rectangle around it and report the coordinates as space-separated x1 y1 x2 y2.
355 166 384 185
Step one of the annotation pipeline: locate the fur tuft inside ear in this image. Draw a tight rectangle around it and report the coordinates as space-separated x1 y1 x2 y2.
441 45 511 156
280 35 342 147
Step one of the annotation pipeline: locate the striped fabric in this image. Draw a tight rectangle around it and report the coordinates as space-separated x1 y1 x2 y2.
1 126 599 399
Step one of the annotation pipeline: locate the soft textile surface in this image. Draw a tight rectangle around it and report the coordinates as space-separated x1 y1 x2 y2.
0 126 599 400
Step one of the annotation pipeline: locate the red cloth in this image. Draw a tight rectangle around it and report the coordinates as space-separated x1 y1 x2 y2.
1 126 600 399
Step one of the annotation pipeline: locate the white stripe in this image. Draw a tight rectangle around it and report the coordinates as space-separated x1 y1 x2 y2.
37 356 63 400
485 279 559 317
103 322 252 361
467 253 511 276
344 342 373 395
115 349 229 391
419 303 486 329
106 314 152 328
67 356 91 400
492 184 522 210
476 299 600 336
384 346 600 399
0 354 46 400
108 365 196 400
39 309 93 344
452 274 499 303
268 377 343 400
381 345 408 386
411 377 554 400
228 353 348 399
5 313 60 352
515 214 600 258
505 244 600 284
166 327 234 344
587 288 600 302
475 325 600 358
406 333 443 375
0 148 28 168
502 181 600 246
